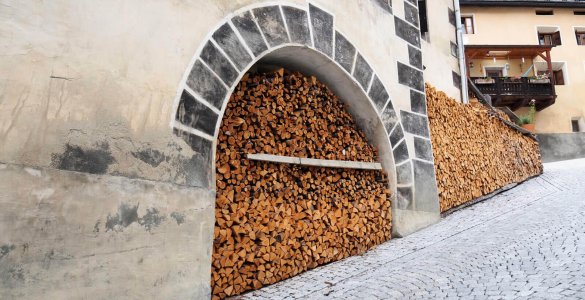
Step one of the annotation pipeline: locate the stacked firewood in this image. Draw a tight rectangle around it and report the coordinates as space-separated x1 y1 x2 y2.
213 69 392 299
426 83 543 212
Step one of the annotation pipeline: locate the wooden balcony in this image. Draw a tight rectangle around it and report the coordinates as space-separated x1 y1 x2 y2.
470 77 556 111
465 45 558 111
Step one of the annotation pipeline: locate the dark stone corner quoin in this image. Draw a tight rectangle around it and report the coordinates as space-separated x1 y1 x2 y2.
186 60 227 110
173 128 213 188
369 76 390 112
393 140 410 165
374 0 393 14
394 17 421 47
410 90 427 115
231 11 268 57
398 62 424 92
282 6 311 46
397 187 413 210
401 110 430 137
175 90 218 137
334 31 356 73
253 6 289 48
353 54 374 91
396 160 413 185
212 23 252 71
200 41 239 86
309 4 334 57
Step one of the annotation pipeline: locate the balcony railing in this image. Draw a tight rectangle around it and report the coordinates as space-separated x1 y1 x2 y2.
470 77 556 110
471 77 555 97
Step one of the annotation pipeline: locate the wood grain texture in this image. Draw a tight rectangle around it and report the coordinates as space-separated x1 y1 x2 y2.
212 69 392 299
426 83 543 213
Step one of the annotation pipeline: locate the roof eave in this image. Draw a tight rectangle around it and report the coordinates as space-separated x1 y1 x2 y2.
460 1 585 8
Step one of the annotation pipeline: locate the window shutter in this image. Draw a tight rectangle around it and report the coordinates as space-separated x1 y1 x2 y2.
554 70 565 85
418 1 428 34
553 31 562 46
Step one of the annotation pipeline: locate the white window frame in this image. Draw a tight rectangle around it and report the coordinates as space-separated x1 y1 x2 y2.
461 14 477 35
534 61 569 85
571 117 585 132
535 25 561 45
573 26 585 45
483 65 508 77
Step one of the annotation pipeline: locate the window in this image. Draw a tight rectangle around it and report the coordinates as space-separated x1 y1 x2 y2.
461 16 474 34
450 41 458 58
487 69 502 77
536 10 554 15
538 31 562 46
452 71 461 89
418 1 429 36
575 11 585 15
572 120 580 132
537 26 562 45
576 32 585 45
485 67 505 78
554 69 565 85
448 8 456 26
537 62 567 85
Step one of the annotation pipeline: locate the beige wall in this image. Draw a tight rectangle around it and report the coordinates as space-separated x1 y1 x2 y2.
462 6 585 133
468 58 536 77
422 0 462 101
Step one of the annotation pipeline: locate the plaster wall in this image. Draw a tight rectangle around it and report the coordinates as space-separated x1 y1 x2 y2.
461 6 585 133
0 163 214 299
468 58 537 77
421 0 462 102
0 0 444 297
538 133 585 162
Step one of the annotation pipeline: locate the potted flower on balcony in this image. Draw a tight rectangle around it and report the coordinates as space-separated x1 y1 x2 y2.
517 100 537 132
529 74 550 84
475 76 495 84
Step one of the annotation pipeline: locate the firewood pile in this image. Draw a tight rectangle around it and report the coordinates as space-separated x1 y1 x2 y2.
212 69 392 298
426 83 543 212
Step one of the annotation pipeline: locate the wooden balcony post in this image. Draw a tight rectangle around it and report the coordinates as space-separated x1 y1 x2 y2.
545 50 554 85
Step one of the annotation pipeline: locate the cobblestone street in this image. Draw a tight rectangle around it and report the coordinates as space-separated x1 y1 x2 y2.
240 159 585 299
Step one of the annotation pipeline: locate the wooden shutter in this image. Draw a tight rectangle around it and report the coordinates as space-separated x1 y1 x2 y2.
577 33 585 46
554 70 565 85
552 31 562 46
418 1 428 34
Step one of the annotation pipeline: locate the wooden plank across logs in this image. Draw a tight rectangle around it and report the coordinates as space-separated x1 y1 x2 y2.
246 153 383 170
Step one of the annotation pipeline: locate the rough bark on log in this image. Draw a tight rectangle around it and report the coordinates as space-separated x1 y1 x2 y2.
426 83 543 212
212 69 392 299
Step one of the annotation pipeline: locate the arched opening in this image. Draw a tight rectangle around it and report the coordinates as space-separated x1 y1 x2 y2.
211 59 394 298
169 3 429 297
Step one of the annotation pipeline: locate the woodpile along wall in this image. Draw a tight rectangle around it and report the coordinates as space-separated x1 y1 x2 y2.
212 69 392 299
426 83 543 213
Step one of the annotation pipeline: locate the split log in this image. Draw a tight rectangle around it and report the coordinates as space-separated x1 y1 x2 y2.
426 83 543 212
212 69 392 299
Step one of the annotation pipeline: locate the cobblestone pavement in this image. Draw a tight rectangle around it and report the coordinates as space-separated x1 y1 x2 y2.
239 159 585 299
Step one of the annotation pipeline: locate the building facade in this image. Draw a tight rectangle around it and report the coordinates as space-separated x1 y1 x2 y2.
460 0 585 134
0 0 461 298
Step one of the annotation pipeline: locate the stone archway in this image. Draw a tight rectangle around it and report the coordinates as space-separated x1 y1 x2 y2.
170 1 440 296
171 2 410 194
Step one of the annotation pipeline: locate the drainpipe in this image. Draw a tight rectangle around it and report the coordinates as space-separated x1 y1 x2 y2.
453 0 469 104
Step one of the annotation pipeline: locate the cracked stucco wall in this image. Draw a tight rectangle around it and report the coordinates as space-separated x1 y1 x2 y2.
0 163 214 299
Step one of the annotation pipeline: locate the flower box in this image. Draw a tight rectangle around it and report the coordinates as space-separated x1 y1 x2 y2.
474 78 495 84
529 78 550 84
